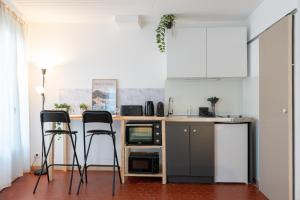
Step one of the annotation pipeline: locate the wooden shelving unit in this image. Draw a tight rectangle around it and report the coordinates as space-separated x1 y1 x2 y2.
125 172 163 177
125 145 162 149
121 119 167 184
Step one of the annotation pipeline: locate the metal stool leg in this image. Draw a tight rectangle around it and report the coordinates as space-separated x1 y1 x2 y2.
33 135 55 194
69 134 82 192
85 134 94 182
112 135 116 196
42 136 50 182
83 126 88 184
76 134 94 194
112 134 122 184
68 134 77 194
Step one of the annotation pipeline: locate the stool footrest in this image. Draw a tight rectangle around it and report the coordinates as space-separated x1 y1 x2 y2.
47 164 82 168
86 164 120 169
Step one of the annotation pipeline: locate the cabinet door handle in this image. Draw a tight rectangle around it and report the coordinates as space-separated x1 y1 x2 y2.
282 108 288 114
184 129 188 133
193 129 197 133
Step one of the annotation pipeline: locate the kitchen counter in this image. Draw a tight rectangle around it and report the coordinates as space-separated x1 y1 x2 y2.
70 115 253 123
166 115 253 123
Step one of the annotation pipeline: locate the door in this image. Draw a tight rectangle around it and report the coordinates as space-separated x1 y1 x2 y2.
259 16 293 200
167 28 207 78
190 124 214 177
166 123 190 176
207 27 247 78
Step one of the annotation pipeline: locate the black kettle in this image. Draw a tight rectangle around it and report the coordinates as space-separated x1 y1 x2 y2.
144 101 154 116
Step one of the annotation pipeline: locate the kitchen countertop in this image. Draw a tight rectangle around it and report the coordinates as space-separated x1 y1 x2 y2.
166 115 253 123
70 114 253 123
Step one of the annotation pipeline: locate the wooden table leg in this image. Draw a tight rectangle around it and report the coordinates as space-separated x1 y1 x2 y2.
162 120 167 184
48 133 54 181
48 123 69 180
120 120 125 184
63 123 68 171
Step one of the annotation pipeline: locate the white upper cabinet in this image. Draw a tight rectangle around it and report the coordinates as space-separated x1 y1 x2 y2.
207 27 247 78
166 26 247 79
166 28 207 78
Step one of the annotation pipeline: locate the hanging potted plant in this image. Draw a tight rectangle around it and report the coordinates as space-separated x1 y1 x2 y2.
156 14 176 53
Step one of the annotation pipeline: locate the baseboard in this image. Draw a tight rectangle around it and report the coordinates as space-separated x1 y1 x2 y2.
31 165 114 172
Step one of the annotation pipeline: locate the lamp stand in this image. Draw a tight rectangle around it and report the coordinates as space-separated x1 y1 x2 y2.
34 68 48 176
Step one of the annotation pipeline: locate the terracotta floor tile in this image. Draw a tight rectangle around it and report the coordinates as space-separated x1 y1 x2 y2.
0 171 267 200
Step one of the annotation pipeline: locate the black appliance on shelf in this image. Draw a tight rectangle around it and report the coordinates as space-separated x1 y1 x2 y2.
128 152 159 174
156 102 164 117
126 121 162 145
121 105 143 116
199 107 211 117
144 101 154 116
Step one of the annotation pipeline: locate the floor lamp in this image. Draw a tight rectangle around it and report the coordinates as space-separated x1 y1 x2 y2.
34 67 48 175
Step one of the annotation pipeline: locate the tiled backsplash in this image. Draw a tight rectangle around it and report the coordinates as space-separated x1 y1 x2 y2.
59 88 164 114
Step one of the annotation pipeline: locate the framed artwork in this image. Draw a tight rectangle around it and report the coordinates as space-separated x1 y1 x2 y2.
92 79 117 114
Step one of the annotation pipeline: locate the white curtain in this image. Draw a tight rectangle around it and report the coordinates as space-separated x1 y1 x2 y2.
0 3 30 191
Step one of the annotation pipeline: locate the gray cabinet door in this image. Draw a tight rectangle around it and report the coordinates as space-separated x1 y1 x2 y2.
190 124 214 177
166 123 190 176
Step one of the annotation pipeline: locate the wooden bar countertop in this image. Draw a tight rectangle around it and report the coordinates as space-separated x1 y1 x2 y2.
70 115 253 123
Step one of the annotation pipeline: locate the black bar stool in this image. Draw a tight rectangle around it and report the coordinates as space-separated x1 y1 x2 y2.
77 111 122 196
33 110 82 194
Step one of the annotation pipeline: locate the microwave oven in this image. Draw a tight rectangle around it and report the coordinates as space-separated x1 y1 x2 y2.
125 121 162 145
128 152 159 174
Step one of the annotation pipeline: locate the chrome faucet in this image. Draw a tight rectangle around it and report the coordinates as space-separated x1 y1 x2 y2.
167 97 174 116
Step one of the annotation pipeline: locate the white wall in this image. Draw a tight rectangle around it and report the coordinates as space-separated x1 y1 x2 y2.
165 79 244 116
28 21 166 166
247 0 297 40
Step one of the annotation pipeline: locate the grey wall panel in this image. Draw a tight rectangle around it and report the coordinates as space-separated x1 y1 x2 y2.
259 15 293 200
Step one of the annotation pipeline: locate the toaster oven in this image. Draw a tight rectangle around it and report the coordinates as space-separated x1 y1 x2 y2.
125 121 162 145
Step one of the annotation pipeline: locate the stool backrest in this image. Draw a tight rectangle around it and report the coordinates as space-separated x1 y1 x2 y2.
82 111 113 124
40 110 70 123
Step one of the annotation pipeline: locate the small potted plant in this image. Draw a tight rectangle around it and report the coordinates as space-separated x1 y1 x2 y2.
156 14 176 53
53 103 71 140
54 103 71 113
79 103 88 113
207 97 219 117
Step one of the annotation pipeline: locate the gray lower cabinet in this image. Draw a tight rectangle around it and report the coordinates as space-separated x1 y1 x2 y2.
166 122 214 183
190 125 214 177
166 123 190 176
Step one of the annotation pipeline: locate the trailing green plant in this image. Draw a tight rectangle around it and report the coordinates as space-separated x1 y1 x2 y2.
79 103 88 111
54 103 71 112
156 14 175 53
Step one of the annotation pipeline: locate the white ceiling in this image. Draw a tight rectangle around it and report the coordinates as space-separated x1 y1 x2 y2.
12 0 264 23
